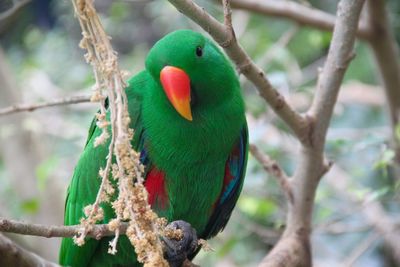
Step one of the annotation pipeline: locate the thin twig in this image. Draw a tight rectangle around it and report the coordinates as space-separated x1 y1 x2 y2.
315 222 371 235
236 214 282 245
326 165 400 264
256 25 299 68
0 0 31 22
182 259 200 267
341 232 379 267
249 144 293 205
0 95 92 116
362 200 400 263
222 0 233 38
229 0 371 40
0 218 128 239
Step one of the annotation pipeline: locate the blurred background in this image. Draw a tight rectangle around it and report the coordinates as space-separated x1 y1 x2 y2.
0 0 399 266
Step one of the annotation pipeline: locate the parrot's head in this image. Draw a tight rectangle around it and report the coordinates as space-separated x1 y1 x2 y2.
145 29 239 121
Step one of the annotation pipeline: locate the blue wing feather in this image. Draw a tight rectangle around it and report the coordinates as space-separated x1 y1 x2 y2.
200 124 248 240
219 130 246 204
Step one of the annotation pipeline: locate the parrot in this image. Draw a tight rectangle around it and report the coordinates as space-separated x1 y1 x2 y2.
59 29 248 267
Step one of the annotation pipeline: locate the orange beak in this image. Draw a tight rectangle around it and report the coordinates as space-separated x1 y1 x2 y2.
160 66 192 121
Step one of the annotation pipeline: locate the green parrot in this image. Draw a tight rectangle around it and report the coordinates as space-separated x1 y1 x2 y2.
59 29 248 267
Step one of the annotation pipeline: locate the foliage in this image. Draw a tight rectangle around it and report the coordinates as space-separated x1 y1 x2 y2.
0 0 399 266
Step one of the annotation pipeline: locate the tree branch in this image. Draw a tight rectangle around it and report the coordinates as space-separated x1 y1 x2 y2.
167 0 308 143
0 218 202 265
365 0 400 171
0 95 92 116
168 0 366 266
259 1 365 266
0 233 59 267
341 232 379 267
229 0 371 40
0 0 30 22
290 0 363 230
308 0 361 147
362 200 400 263
229 0 400 174
0 218 128 239
222 0 233 34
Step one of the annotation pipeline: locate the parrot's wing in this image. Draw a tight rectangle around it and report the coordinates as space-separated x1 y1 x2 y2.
59 72 148 267
201 124 248 240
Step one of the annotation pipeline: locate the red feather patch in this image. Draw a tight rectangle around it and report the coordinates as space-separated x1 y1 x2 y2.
144 167 168 209
223 160 235 188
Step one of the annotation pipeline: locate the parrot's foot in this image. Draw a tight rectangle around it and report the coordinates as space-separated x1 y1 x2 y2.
162 220 198 267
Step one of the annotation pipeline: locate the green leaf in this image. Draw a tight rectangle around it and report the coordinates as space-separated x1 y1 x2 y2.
36 157 59 191
238 196 277 218
374 149 395 170
216 237 238 258
110 2 130 20
395 124 400 142
353 188 370 201
395 180 400 192
20 199 39 214
367 187 390 202
318 207 333 221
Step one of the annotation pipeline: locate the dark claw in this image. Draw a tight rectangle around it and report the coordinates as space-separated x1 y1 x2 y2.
162 220 198 267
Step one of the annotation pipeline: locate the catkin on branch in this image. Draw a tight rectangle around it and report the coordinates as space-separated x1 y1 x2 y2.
71 1 167 265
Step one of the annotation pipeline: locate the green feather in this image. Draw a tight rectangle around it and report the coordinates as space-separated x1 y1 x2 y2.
59 30 247 267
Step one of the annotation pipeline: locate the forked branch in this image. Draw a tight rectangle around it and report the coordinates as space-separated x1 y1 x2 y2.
166 2 365 266
259 0 365 266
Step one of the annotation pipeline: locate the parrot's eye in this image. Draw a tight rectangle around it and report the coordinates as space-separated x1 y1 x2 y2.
195 46 203 57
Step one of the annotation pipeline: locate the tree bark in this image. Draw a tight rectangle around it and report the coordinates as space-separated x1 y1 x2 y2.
259 0 365 266
365 0 400 175
0 233 59 267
